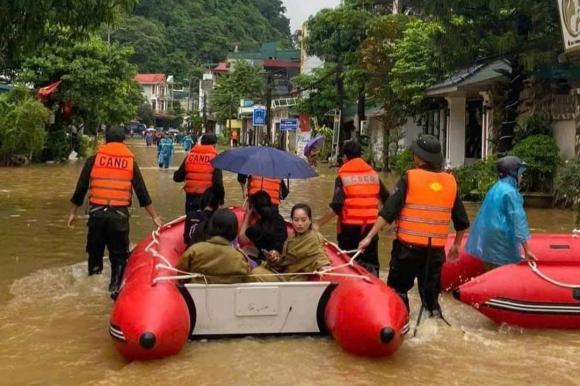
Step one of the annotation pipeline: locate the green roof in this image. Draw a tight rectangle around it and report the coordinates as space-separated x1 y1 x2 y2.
228 42 299 61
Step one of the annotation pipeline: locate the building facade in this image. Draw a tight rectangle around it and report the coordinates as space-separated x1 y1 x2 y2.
135 73 172 116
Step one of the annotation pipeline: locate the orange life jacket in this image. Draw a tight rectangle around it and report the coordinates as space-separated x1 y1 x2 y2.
248 177 282 205
184 145 217 194
89 142 134 207
396 168 457 248
338 158 380 226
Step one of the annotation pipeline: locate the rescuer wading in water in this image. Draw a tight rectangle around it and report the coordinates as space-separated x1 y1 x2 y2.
68 127 162 299
359 135 469 317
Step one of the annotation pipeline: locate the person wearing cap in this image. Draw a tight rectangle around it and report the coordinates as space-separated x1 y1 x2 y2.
315 139 390 276
358 134 470 316
174 132 224 215
67 127 162 299
466 156 535 269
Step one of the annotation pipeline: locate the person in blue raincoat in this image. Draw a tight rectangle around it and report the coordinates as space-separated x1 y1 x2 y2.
181 133 194 152
158 133 174 168
466 156 536 269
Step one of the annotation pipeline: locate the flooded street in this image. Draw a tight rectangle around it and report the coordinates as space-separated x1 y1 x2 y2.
0 139 578 385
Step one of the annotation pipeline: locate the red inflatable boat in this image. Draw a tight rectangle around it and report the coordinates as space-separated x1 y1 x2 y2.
110 210 408 361
442 233 580 329
441 233 580 290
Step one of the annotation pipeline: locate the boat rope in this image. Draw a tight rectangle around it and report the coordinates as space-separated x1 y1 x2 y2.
146 220 372 284
318 250 363 274
152 263 372 283
528 261 580 289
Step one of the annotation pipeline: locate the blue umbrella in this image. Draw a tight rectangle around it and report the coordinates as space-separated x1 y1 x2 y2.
211 146 317 179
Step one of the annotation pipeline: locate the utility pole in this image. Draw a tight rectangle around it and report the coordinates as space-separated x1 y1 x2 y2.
266 72 273 145
202 92 207 132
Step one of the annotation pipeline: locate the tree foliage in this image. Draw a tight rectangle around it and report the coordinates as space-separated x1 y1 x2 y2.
305 8 370 64
109 0 291 82
0 0 136 74
389 19 447 112
409 0 562 70
0 89 51 164
212 61 264 124
20 36 143 132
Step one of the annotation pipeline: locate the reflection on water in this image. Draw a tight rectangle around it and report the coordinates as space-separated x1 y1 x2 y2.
0 139 578 385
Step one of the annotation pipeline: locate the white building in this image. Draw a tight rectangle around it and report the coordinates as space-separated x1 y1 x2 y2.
135 73 172 115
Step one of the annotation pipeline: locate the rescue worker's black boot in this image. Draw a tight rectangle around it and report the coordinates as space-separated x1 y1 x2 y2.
109 257 127 300
88 253 104 276
427 303 451 326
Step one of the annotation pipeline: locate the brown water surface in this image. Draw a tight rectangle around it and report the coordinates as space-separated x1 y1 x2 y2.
0 139 578 385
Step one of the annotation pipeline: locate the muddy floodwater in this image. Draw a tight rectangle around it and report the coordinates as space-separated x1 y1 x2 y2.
0 139 578 385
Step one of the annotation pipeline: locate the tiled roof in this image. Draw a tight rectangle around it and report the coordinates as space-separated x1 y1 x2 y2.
213 62 230 72
426 59 511 95
135 73 166 84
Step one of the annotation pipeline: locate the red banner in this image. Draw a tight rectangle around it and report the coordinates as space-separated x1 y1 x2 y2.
299 113 311 132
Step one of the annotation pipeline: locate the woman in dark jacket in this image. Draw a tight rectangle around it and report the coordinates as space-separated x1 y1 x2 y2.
239 191 288 264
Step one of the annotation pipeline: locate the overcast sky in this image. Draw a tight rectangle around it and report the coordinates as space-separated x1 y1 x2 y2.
282 0 342 32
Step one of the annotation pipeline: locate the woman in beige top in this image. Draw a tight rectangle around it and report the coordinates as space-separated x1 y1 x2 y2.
252 204 330 282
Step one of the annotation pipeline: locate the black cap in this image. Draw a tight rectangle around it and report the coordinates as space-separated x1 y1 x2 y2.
201 133 217 145
105 127 126 143
411 134 443 169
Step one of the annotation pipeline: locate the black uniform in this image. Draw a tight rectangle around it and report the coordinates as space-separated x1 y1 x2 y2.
71 156 152 279
329 178 390 276
173 161 224 213
380 168 470 312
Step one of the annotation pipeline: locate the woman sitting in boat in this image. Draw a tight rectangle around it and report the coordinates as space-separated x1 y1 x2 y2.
466 156 536 270
252 203 330 282
239 191 288 265
177 208 250 283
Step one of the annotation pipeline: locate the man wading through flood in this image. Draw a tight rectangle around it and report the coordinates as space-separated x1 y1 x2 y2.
359 135 469 319
68 127 162 299
315 140 390 276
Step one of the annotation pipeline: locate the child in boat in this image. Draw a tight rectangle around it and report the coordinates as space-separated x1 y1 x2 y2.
251 203 331 282
177 208 250 284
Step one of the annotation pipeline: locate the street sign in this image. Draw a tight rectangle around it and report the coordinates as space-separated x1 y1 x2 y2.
280 118 299 131
253 107 266 126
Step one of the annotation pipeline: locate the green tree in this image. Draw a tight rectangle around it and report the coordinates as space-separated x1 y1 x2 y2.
20 36 144 133
0 89 51 165
293 64 341 123
0 0 136 74
138 103 154 127
109 16 169 73
389 20 447 112
360 14 413 170
212 61 264 125
305 7 371 141
409 0 563 152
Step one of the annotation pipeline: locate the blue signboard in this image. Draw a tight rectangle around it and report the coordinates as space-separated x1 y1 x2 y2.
280 118 298 131
253 107 267 126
